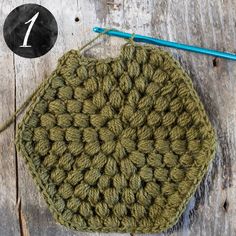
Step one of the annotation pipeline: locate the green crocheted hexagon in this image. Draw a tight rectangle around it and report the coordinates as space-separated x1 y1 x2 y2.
16 42 216 233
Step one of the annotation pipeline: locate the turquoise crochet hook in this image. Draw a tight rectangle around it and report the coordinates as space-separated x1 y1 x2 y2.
93 27 236 61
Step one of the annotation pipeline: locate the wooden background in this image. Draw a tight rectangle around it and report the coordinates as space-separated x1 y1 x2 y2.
0 0 236 235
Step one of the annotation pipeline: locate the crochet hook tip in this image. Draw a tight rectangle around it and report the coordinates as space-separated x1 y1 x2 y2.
93 27 103 33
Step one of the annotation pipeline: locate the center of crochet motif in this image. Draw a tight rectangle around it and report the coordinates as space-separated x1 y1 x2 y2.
16 43 216 233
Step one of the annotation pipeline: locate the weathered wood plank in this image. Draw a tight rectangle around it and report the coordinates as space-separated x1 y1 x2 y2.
0 0 236 236
0 2 21 236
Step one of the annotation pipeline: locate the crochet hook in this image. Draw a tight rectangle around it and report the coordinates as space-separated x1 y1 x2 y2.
93 27 236 61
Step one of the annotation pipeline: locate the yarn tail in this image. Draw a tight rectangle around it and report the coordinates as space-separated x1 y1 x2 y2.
0 88 39 133
78 28 115 52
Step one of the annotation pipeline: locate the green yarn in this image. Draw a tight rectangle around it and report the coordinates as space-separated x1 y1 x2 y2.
7 32 216 233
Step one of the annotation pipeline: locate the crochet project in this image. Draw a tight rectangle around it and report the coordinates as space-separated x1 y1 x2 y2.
14 33 216 233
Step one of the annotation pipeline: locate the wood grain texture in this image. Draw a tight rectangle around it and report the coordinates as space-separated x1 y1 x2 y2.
0 0 235 235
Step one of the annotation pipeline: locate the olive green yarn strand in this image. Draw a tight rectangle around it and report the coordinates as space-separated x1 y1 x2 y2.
78 28 115 53
0 87 40 133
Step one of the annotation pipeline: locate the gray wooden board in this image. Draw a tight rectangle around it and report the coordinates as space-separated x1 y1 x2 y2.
0 0 235 235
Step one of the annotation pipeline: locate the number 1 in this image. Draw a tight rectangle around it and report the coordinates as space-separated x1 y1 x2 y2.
20 12 39 48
